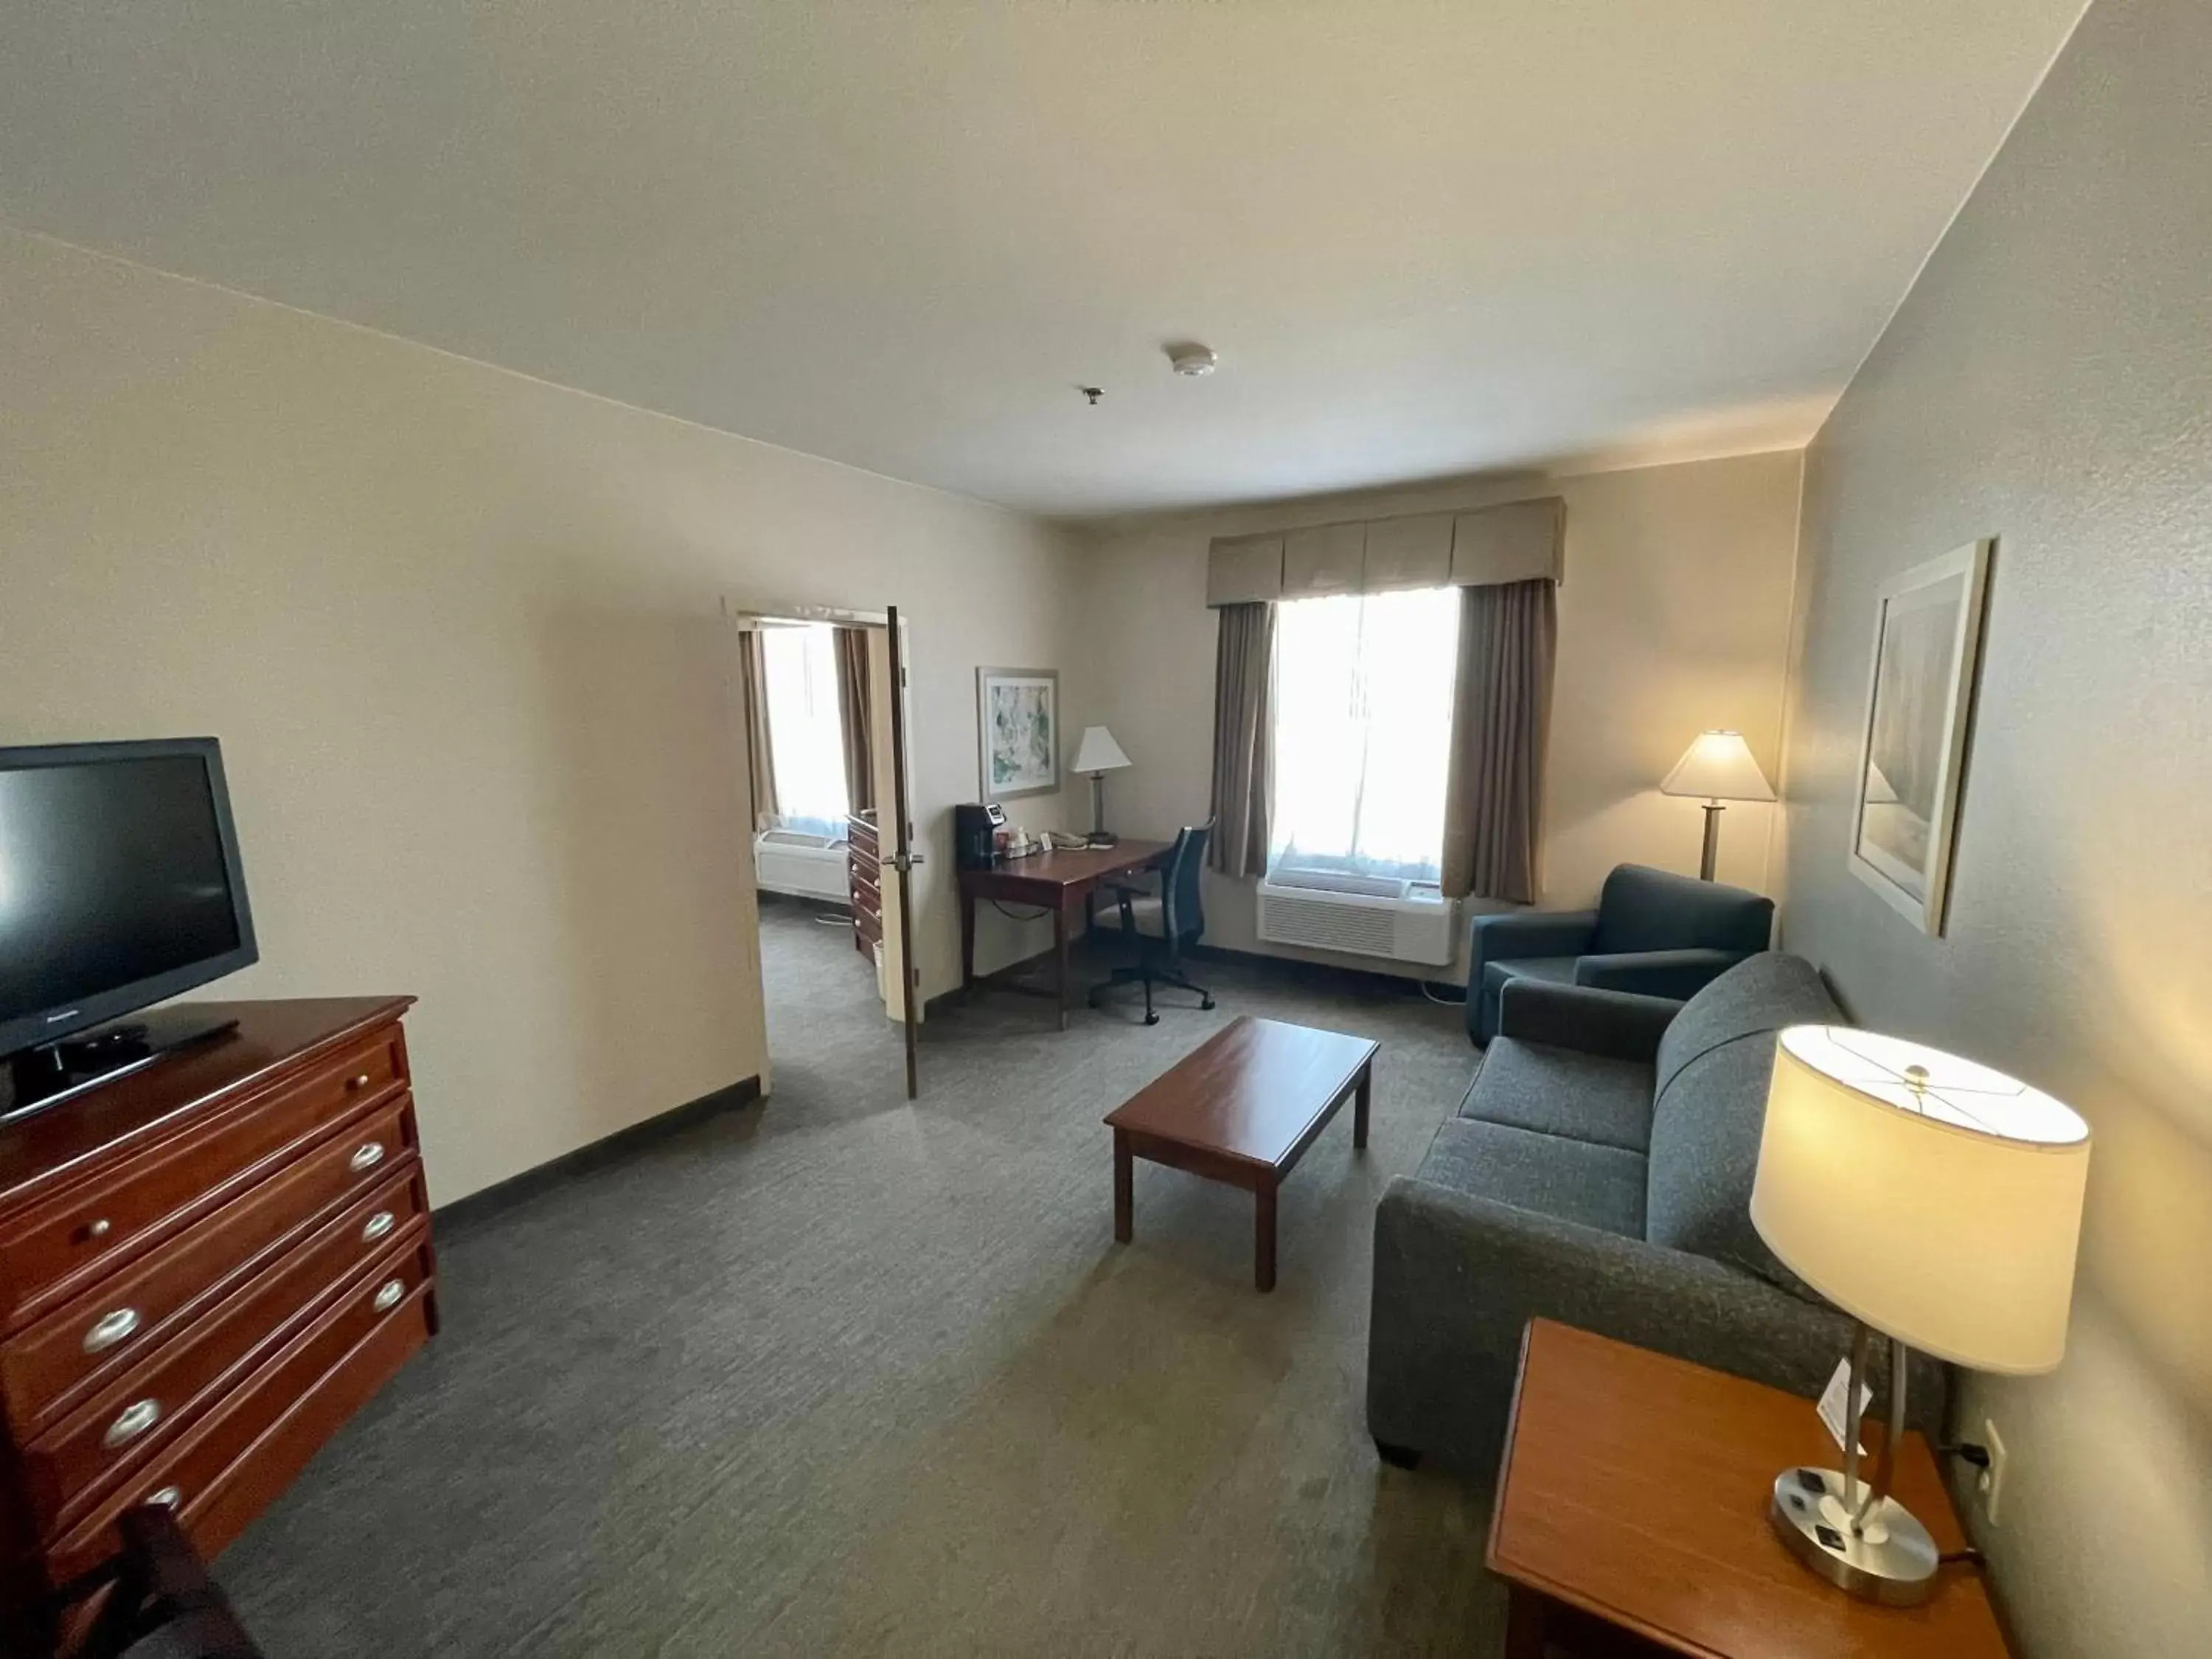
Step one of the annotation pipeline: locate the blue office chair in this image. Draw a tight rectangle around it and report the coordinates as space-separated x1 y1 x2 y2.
1467 863 1774 1046
1088 821 1216 1025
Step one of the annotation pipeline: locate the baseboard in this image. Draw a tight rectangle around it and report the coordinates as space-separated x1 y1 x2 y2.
919 939 1456 1021
434 1074 763 1234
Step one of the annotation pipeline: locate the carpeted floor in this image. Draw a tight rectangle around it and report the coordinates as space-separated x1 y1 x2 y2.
222 897 1505 1655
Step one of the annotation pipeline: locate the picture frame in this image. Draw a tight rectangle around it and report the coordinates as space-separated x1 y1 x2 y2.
975 667 1060 800
1846 539 1993 936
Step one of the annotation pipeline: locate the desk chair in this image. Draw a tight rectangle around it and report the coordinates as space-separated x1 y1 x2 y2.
58 1505 265 1658
1088 821 1216 1025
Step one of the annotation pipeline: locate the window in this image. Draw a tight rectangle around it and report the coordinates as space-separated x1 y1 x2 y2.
760 623 849 835
1267 587 1461 884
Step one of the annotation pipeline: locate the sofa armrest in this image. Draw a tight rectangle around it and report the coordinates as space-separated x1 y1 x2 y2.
1573 946 1747 1001
1495 979 1682 1063
1366 1177 1943 1475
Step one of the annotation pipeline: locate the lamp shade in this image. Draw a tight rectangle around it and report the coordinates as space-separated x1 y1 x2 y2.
1660 730 1775 801
1751 1026 2091 1374
1071 726 1131 775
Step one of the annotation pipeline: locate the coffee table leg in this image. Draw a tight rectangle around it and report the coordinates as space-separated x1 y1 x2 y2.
1353 1064 1371 1151
1254 1180 1277 1293
1113 1128 1133 1243
1503 1585 1551 1659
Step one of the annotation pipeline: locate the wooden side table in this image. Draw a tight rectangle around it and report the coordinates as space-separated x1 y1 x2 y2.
1487 1320 2011 1659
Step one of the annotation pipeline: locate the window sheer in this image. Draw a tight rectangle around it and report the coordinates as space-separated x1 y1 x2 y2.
760 623 851 836
1268 587 1461 884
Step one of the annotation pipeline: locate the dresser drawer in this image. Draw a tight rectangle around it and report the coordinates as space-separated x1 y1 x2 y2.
45 1237 434 1583
26 1168 427 1535
1 1096 422 1441
0 1028 406 1332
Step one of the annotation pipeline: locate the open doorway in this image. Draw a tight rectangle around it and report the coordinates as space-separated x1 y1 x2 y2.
732 605 921 1099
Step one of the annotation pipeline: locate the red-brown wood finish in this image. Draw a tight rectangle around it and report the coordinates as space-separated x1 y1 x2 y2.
1104 1016 1377 1291
958 841 1172 1031
1488 1319 2011 1659
846 813 883 958
0 999 434 1658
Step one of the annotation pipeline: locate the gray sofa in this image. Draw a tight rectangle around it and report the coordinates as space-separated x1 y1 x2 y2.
1467 863 1775 1046
1368 951 1946 1475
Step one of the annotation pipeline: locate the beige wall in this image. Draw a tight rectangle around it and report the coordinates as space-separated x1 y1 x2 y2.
1775 0 2212 1652
1068 451 1805 981
0 227 1078 1205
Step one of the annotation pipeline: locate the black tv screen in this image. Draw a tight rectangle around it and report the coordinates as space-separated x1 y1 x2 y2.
0 740 258 1060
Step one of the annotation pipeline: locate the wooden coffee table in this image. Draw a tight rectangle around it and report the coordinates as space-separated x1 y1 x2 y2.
1103 1015 1377 1292
1489 1319 2011 1659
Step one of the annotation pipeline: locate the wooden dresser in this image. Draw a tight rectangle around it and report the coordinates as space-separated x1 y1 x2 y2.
847 810 883 960
0 998 435 1653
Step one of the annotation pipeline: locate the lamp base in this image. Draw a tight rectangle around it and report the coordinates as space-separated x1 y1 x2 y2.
1769 1467 1940 1607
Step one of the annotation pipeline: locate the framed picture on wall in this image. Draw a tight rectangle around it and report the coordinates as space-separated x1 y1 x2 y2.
1847 539 1993 935
976 667 1060 800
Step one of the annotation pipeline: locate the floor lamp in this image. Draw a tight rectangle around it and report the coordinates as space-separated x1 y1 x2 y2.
1660 730 1775 880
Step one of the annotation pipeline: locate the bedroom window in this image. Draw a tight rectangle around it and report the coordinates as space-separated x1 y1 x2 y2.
760 622 850 836
1267 586 1461 884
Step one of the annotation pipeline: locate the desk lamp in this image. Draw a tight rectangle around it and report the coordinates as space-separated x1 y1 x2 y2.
1751 1026 2091 1605
1072 726 1132 846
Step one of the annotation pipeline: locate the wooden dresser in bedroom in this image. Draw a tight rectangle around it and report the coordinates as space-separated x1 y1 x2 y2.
0 998 435 1654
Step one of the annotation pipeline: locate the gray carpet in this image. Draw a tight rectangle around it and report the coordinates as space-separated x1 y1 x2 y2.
222 899 1506 1655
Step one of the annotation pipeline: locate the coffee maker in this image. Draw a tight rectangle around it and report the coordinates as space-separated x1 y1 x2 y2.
953 802 1006 869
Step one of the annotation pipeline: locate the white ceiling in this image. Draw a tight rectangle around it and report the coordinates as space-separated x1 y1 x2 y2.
0 1 2085 519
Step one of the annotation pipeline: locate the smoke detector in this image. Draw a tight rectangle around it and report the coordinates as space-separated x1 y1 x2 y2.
1166 344 1218 377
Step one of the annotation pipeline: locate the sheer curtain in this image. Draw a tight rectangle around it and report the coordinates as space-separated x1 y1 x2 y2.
1268 587 1461 884
760 623 851 837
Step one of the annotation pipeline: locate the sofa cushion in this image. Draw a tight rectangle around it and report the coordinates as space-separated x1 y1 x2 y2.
1458 1037 1657 1154
1644 953 1842 1295
1416 1118 1647 1239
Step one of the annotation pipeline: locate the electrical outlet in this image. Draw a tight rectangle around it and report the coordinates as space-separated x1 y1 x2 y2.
1978 1418 2010 1526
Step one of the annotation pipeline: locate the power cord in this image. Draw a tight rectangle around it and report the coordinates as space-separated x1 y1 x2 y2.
1419 978 1468 1006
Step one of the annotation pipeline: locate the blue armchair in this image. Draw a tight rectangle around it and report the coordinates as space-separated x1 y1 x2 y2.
1466 863 1774 1046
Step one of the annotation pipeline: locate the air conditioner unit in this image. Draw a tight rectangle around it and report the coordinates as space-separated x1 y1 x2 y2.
1256 872 1457 967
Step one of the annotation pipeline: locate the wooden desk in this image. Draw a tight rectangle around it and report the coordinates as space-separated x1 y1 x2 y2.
1489 1319 2009 1659
958 841 1170 1029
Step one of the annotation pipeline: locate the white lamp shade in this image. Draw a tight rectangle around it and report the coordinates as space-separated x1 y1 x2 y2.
1071 726 1131 775
1751 1026 2091 1374
1660 730 1775 801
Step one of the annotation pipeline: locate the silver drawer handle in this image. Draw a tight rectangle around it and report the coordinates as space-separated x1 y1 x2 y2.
145 1486 182 1512
83 1307 142 1354
87 1218 113 1241
347 1071 373 1091
104 1398 161 1449
372 1279 405 1314
349 1141 386 1173
361 1210 397 1244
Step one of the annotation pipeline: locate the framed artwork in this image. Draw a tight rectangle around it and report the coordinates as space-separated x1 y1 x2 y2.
976 667 1060 800
1847 540 1993 936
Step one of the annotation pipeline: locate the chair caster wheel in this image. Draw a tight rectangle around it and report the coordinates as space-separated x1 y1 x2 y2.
1144 1013 1160 1026
1200 997 1216 1010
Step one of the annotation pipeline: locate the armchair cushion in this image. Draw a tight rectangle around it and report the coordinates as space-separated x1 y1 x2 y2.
1574 946 1748 1001
1457 1034 1656 1155
1589 864 1774 957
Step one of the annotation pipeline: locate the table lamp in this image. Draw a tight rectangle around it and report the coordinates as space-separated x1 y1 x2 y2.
1751 1026 2091 1605
1071 726 1132 846
1660 730 1775 880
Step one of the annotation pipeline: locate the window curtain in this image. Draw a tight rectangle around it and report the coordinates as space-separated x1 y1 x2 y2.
832 626 875 815
739 630 780 830
1441 578 1557 904
1207 601 1275 876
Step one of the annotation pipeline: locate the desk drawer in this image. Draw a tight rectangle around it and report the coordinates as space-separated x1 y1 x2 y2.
27 1166 425 1535
45 1237 434 1582
2 1096 421 1439
0 1028 406 1332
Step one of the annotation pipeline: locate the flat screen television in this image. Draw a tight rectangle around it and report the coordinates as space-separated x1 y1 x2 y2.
0 738 258 1116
